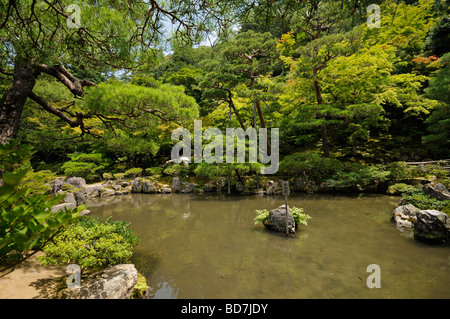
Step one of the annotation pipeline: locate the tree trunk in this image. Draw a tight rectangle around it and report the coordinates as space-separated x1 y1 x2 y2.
321 125 330 158
0 61 37 144
313 77 330 158
255 99 271 155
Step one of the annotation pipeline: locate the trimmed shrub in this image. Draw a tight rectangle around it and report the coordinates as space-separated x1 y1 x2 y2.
37 216 140 271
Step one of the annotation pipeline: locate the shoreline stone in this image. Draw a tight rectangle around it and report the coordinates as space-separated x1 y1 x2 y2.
392 203 450 244
61 264 139 299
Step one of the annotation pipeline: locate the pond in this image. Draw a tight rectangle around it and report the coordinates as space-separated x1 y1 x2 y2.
86 193 450 299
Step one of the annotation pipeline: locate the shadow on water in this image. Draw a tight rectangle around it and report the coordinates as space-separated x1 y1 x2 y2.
86 193 450 299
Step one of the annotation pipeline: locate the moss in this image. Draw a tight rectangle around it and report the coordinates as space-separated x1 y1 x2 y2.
131 273 151 299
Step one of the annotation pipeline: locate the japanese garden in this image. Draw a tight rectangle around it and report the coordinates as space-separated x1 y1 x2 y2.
0 0 449 300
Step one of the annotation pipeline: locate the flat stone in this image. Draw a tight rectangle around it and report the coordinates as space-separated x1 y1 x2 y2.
101 189 116 197
83 184 103 198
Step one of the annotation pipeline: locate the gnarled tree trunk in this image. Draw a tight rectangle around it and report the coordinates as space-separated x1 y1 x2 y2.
0 61 38 144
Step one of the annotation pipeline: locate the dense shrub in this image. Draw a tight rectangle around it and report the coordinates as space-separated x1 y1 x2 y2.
387 162 413 180
278 152 344 183
124 167 143 178
18 169 58 195
401 188 450 212
326 164 391 189
37 216 140 271
145 167 163 176
163 163 188 177
387 183 417 195
113 172 125 180
61 152 110 182
193 162 227 178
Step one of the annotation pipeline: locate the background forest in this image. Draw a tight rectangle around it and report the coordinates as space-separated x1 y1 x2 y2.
1 0 449 189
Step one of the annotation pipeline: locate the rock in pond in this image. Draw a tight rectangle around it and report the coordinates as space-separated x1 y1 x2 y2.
263 205 296 235
414 209 450 244
392 204 420 229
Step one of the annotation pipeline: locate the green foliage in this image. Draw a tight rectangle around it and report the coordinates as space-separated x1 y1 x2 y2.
145 167 163 176
387 162 413 181
102 173 113 180
113 173 125 180
254 209 270 225
401 188 450 212
17 169 58 195
290 207 312 226
131 273 151 299
254 207 311 227
422 53 450 157
37 216 140 271
193 163 228 179
278 152 344 183
425 16 450 57
0 141 82 263
387 183 417 195
124 167 143 178
61 152 110 183
163 164 188 177
327 165 391 189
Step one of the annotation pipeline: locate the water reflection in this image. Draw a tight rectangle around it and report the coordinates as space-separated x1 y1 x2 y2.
87 193 450 299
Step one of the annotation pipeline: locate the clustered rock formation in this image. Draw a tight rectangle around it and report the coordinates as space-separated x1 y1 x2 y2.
392 183 450 244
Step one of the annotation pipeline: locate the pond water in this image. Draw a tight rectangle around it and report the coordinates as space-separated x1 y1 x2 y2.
87 193 450 299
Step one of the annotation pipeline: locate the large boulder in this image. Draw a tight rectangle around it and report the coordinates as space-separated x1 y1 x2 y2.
132 177 142 193
392 204 420 229
414 210 450 244
64 177 86 205
294 177 318 193
171 177 181 193
50 179 64 194
423 183 450 201
84 183 103 198
64 264 139 299
64 192 77 205
65 177 87 189
73 191 86 206
181 182 197 193
203 184 215 192
263 205 296 235
142 180 156 193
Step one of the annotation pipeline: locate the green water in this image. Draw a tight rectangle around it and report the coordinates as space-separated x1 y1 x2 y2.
87 193 450 299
